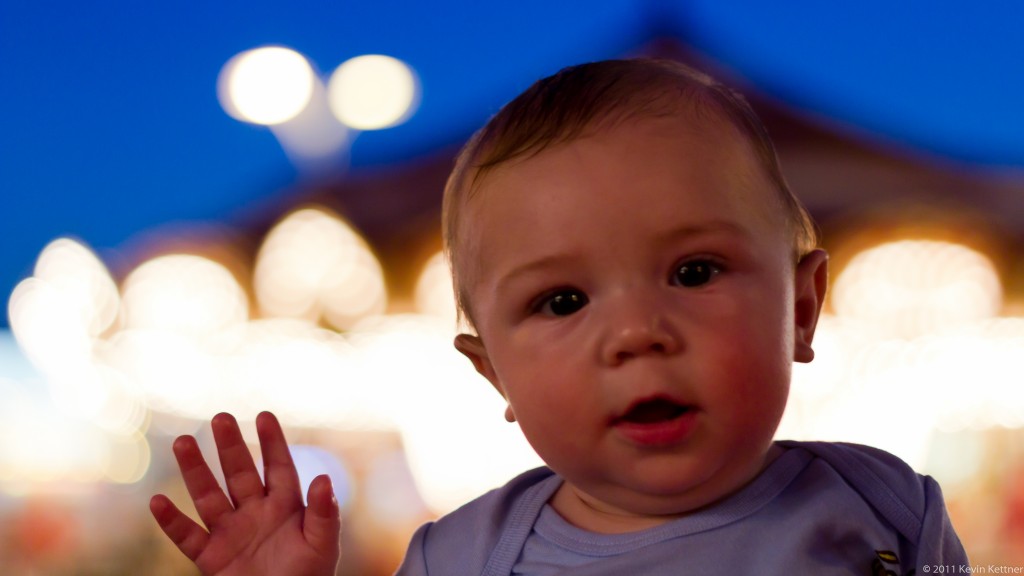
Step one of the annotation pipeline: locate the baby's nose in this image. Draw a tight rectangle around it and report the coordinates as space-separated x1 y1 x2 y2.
599 301 680 366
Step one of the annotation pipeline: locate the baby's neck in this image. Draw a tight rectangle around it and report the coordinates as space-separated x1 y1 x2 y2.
549 444 785 534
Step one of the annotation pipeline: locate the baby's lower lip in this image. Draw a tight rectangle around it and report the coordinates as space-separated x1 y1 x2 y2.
613 409 698 447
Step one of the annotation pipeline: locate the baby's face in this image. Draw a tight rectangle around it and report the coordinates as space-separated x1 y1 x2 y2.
454 112 825 525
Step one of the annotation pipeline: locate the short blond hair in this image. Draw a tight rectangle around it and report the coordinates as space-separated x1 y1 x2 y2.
443 58 819 329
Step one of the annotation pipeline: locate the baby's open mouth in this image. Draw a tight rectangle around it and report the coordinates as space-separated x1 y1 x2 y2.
618 398 693 425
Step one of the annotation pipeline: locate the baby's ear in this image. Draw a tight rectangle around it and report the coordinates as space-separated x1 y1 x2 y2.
454 335 517 422
453 334 503 393
793 249 829 363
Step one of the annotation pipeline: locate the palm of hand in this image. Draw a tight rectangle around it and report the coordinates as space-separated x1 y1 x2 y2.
150 412 341 576
194 494 316 575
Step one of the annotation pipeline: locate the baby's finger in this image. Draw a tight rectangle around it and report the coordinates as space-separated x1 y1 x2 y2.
173 435 234 529
211 412 264 508
255 412 302 502
303 474 342 558
150 494 210 562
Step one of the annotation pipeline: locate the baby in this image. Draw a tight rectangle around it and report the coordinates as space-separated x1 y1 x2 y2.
151 59 968 575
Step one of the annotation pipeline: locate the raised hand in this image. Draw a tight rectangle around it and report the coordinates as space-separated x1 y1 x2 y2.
150 412 341 576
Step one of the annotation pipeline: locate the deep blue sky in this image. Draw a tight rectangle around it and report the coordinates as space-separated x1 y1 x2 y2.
3 1 1023 327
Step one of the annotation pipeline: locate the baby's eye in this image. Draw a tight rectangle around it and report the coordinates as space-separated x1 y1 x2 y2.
535 290 589 316
672 260 720 288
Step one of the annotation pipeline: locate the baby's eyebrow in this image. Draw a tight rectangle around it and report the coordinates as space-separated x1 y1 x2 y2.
653 220 752 244
495 253 577 290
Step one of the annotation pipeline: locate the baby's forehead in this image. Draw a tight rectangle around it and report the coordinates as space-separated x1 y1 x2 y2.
470 115 783 228
473 103 702 185
469 106 779 206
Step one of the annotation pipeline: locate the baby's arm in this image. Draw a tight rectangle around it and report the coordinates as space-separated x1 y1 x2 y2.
150 412 341 576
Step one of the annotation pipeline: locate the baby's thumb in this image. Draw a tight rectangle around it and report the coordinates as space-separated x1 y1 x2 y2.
304 474 342 558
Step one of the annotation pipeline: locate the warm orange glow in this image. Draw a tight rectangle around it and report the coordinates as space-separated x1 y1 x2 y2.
413 251 457 326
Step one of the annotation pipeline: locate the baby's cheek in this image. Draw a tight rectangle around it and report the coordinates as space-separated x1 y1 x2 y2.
511 400 588 473
712 331 790 423
501 367 572 422
728 301 794 366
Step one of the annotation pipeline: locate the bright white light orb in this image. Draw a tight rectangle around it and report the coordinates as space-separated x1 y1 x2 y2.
8 238 120 373
219 46 316 125
254 208 387 330
327 55 418 130
8 278 94 372
832 239 1002 339
32 238 120 338
121 255 249 341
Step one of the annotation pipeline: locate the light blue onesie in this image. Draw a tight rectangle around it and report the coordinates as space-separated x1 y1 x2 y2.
396 441 968 575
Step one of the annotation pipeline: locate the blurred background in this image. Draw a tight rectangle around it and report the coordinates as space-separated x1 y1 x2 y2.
2 1 1023 573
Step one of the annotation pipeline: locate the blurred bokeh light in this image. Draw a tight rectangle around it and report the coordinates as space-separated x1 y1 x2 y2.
327 55 419 130
254 207 388 330
218 46 316 126
121 254 249 340
8 239 119 373
832 239 1003 339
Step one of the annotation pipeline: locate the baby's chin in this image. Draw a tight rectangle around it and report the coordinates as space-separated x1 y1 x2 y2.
560 444 782 522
